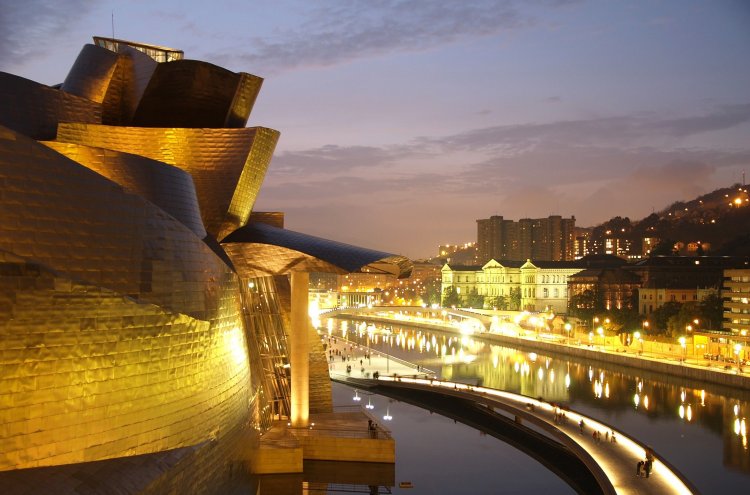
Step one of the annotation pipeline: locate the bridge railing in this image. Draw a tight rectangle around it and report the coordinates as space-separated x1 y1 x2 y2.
376 375 697 495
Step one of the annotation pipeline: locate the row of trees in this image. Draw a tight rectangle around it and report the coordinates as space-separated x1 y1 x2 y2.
569 288 723 336
441 286 521 310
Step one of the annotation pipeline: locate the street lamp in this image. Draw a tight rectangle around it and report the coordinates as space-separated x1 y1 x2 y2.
597 326 605 350
735 344 743 373
634 331 644 355
679 337 687 363
564 323 572 344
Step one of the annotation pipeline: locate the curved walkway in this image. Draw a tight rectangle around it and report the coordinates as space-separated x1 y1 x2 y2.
325 337 699 495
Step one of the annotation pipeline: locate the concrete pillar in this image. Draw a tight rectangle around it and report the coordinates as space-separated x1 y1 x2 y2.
290 271 310 427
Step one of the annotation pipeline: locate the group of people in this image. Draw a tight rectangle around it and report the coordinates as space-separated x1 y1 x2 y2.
592 429 616 443
636 458 653 478
328 339 371 376
552 407 567 424
577 419 617 444
636 449 656 478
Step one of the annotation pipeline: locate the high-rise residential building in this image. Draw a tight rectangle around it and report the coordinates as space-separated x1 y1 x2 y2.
723 269 750 338
476 215 575 263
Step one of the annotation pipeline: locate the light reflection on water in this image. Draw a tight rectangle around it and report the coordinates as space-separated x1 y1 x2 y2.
327 318 750 493
330 383 576 495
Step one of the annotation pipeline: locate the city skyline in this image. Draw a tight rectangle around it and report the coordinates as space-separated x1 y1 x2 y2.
3 0 749 258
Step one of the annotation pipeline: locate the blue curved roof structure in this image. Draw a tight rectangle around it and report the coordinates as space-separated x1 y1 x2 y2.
222 222 412 278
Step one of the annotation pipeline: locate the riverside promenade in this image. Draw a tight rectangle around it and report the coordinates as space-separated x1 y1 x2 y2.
326 336 699 495
327 307 750 390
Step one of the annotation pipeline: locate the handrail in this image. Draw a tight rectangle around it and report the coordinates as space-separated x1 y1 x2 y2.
375 376 698 495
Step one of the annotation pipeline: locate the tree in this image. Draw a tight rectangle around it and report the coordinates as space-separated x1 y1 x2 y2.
487 295 508 310
568 289 601 320
420 279 442 306
698 292 723 330
442 286 462 307
508 287 521 311
651 239 678 256
466 288 484 309
649 302 682 334
667 302 699 337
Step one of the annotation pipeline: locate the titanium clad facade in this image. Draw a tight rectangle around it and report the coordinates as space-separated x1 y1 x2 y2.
132 60 263 128
0 72 101 140
0 128 231 317
0 36 273 488
0 128 253 470
55 123 280 240
0 34 410 493
41 141 207 239
61 44 121 104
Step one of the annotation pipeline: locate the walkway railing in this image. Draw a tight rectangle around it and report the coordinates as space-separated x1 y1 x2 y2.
374 375 697 495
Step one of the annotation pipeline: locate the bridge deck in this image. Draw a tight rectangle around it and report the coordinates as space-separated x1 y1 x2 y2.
325 336 698 495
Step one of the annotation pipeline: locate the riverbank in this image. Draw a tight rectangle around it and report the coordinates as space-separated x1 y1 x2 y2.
329 312 750 390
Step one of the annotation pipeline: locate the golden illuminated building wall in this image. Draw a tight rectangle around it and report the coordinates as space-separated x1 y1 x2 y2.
0 126 252 471
0 72 101 140
55 123 279 239
0 35 290 490
41 141 207 239
63 43 158 126
0 32 404 492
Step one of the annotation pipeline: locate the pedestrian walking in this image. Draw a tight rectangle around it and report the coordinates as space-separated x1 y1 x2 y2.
610 431 617 443
579 419 585 433
636 460 644 477
644 459 652 478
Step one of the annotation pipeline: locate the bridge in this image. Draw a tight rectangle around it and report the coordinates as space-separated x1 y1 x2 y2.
325 337 699 495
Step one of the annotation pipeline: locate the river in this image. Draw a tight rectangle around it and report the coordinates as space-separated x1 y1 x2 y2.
325 317 750 494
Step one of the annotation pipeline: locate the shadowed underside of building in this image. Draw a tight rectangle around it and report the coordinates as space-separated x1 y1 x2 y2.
0 37 410 494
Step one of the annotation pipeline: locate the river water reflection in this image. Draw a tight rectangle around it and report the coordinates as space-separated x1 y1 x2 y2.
326 318 750 494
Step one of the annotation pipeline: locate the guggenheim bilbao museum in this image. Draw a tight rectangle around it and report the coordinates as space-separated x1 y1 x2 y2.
0 37 411 492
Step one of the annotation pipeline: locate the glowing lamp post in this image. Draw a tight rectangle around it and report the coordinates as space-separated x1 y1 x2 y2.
564 323 572 344
679 336 687 363
597 326 605 350
735 344 743 373
634 331 644 355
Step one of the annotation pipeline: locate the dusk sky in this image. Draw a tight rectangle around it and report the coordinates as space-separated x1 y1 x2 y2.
2 0 749 258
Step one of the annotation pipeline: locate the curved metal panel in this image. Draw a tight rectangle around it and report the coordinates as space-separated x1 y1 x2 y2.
0 254 251 472
131 60 263 128
0 72 101 140
224 241 349 277
42 140 207 239
222 222 413 278
101 45 158 125
55 123 280 239
61 44 120 103
1 125 227 318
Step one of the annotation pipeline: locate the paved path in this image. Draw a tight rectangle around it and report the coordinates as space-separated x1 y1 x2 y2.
326 336 699 495
323 335 433 381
